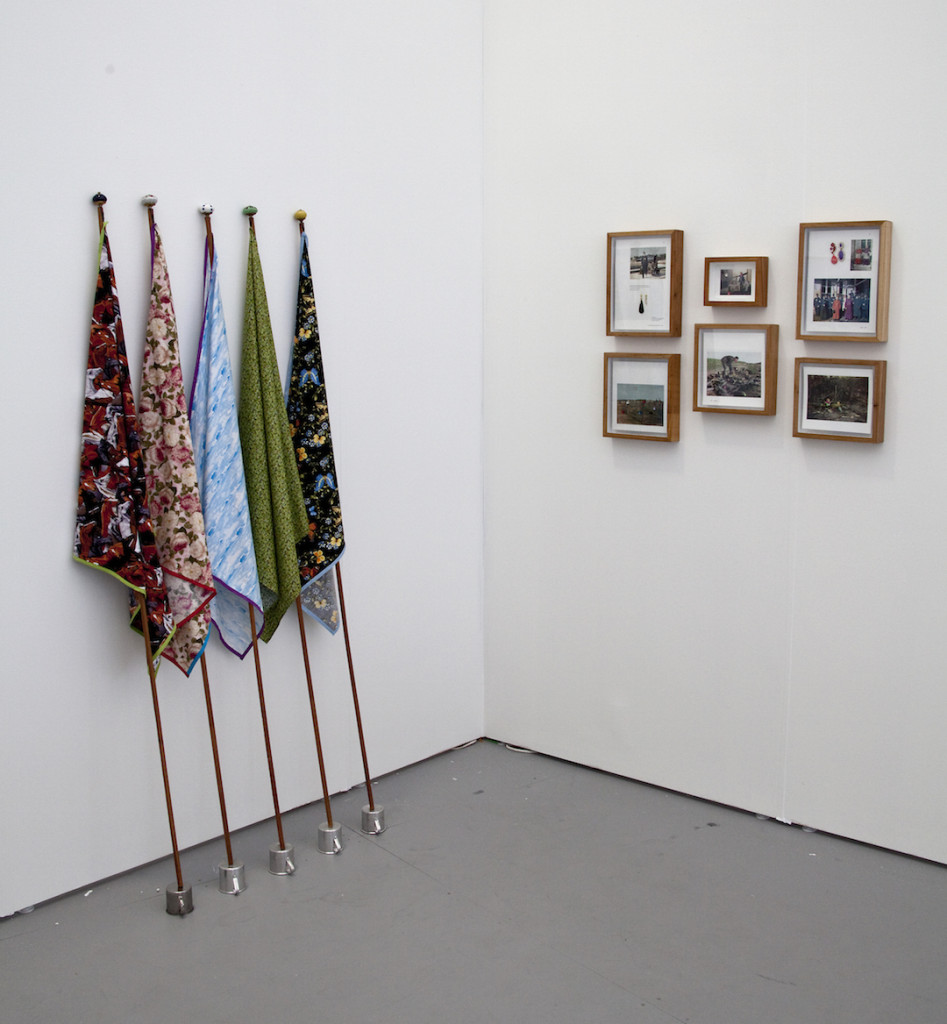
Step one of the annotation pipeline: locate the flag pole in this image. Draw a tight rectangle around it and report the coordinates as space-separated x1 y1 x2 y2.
336 562 386 834
288 211 342 855
135 591 194 916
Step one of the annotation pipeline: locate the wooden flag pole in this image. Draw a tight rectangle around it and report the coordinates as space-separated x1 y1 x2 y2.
335 562 385 833
135 591 191 911
200 656 234 866
296 597 335 827
289 211 340 852
247 605 292 869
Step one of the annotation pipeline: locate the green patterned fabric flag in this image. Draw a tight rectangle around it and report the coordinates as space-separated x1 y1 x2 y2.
239 218 309 642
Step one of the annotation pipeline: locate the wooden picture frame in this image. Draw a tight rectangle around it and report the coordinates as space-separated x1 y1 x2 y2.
703 256 768 307
606 230 684 337
793 357 886 443
796 221 892 341
693 324 778 415
603 352 681 441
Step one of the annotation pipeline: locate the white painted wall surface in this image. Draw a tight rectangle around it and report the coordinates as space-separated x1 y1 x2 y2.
0 1 484 917
483 0 947 864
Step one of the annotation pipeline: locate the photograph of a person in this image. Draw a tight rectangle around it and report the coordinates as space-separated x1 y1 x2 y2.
628 246 667 279
806 373 870 423
718 267 752 296
851 238 873 270
811 278 871 322
704 352 761 399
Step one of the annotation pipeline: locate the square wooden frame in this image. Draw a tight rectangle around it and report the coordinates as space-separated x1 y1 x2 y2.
603 352 680 441
796 221 892 341
793 357 886 443
606 230 683 337
703 256 768 307
693 324 778 416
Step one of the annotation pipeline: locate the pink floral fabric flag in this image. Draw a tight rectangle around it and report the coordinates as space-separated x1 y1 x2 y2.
74 223 175 659
138 224 216 674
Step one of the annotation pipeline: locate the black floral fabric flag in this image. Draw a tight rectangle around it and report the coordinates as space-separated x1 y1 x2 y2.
285 230 345 633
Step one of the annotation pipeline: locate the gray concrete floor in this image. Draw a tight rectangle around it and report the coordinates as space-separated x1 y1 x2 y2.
2 739 945 1024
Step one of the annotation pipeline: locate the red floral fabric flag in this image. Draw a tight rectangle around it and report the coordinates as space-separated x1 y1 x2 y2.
73 223 174 659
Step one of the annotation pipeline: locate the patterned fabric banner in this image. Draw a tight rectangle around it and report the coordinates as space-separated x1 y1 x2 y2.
73 225 174 659
189 244 263 658
138 224 216 675
285 231 345 634
239 223 309 643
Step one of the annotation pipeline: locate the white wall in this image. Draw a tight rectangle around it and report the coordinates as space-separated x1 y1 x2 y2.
0 1 484 917
483 0 947 864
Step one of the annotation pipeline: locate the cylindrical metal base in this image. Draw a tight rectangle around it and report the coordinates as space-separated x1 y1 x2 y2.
269 843 295 875
361 804 386 835
165 884 194 916
317 822 344 855
218 862 247 895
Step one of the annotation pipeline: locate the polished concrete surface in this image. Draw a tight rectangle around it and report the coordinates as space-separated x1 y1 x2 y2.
2 739 945 1023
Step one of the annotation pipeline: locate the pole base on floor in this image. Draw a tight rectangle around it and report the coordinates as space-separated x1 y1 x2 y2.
317 822 344 854
165 884 194 916
218 862 247 895
268 843 295 875
361 804 386 835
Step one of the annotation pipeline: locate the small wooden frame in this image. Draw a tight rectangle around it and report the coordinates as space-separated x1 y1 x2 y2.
796 221 892 341
693 324 778 416
793 357 886 443
703 256 768 307
607 230 684 337
603 352 680 442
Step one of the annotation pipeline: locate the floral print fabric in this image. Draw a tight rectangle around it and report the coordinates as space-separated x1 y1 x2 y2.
74 226 174 659
239 226 310 643
138 225 215 675
285 232 345 634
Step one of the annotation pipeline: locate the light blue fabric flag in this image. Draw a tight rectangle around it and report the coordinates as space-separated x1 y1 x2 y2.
188 244 263 658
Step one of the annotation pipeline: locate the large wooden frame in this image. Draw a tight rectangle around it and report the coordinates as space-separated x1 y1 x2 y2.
793 357 887 443
606 230 684 337
693 324 778 416
796 221 892 342
603 352 680 442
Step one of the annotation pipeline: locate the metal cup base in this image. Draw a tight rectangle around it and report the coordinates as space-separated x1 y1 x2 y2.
218 862 247 895
269 843 295 875
165 884 194 916
317 822 344 855
361 804 386 834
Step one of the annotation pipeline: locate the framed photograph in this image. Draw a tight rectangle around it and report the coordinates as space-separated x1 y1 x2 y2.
603 352 680 441
793 357 886 443
693 324 778 415
796 221 891 341
607 230 683 337
703 256 768 307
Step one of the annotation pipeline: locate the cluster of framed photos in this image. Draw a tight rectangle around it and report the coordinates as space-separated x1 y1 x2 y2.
603 221 891 444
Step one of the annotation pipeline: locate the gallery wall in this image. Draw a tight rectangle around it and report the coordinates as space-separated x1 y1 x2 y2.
0 1 485 917
482 0 947 864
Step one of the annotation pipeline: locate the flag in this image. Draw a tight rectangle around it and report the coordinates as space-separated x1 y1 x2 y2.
239 219 309 643
138 223 216 675
74 223 175 659
188 242 263 658
285 230 345 634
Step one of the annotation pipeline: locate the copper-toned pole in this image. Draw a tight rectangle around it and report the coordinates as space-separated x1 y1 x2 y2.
335 562 375 810
295 597 334 827
200 656 235 866
247 604 286 850
136 592 185 890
